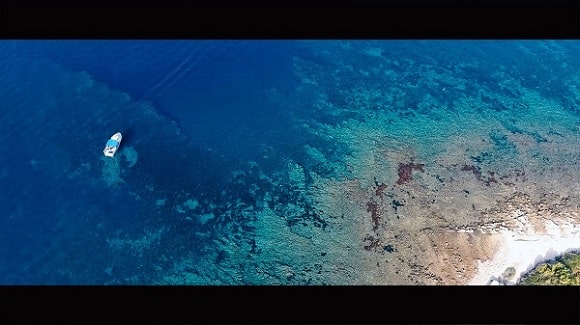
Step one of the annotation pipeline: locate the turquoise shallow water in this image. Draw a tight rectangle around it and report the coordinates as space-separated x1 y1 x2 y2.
0 41 578 284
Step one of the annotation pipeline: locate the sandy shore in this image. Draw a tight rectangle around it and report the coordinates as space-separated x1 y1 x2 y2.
469 214 580 285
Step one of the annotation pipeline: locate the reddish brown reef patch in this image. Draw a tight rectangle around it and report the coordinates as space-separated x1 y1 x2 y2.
375 183 388 197
366 199 381 230
461 164 498 186
396 162 425 185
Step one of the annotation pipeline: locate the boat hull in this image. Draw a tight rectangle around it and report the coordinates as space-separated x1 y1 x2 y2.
103 132 123 157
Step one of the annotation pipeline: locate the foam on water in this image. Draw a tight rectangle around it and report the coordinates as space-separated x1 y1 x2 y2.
470 215 580 285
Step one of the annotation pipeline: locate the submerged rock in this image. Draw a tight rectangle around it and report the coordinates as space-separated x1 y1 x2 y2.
122 146 139 168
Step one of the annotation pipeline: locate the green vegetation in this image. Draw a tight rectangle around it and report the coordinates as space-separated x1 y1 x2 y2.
519 252 580 285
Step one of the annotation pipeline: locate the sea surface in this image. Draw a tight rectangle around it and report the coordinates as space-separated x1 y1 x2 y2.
0 41 578 284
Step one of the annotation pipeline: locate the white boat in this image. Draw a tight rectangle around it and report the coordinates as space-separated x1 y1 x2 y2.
103 132 122 157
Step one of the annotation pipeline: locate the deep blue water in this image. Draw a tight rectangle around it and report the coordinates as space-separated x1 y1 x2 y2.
0 41 578 284
0 41 311 284
9 41 301 163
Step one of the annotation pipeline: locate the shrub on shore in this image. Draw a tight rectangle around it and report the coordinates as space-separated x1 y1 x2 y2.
519 252 580 285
